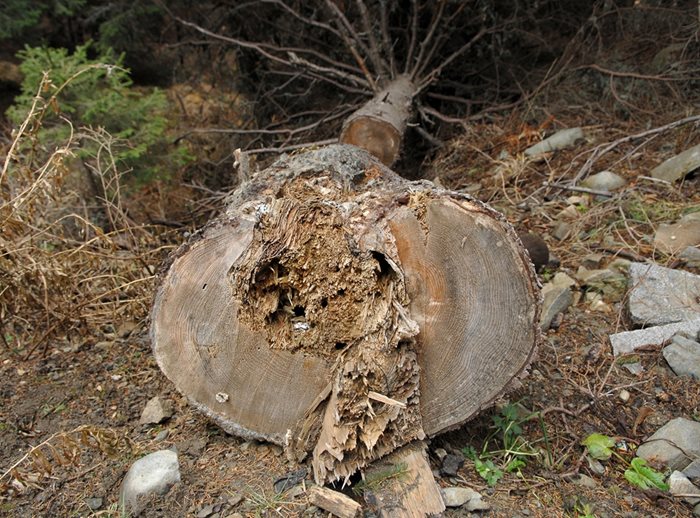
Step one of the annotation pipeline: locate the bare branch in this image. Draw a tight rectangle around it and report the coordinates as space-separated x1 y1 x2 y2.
324 0 381 87
246 138 338 156
354 0 390 78
410 1 446 79
418 26 488 90
379 0 397 76
287 52 368 89
404 0 419 74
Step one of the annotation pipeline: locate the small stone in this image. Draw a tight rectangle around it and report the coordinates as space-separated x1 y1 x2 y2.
651 142 700 183
681 246 700 267
85 497 103 510
669 471 700 505
540 274 576 330
587 456 606 475
117 321 138 338
155 429 170 442
581 171 626 191
654 212 700 254
227 493 244 506
627 262 700 326
552 221 572 241
683 459 700 482
441 487 482 508
120 450 181 515
466 495 490 512
637 418 700 471
573 474 598 488
663 334 700 379
524 127 584 156
139 396 174 425
440 453 465 477
434 448 448 461
273 467 307 493
619 389 631 403
197 504 217 518
555 205 579 220
581 253 605 269
575 267 627 302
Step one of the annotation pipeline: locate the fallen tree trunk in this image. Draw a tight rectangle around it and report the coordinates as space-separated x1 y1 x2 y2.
339 75 416 166
151 144 540 484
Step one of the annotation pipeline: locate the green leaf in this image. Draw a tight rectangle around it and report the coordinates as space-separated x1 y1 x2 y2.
624 458 668 491
474 458 503 486
582 433 615 460
505 458 526 473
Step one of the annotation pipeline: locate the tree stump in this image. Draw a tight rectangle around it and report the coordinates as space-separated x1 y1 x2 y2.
151 144 540 484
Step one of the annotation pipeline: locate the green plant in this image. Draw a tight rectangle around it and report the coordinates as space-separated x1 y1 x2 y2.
581 433 668 491
463 403 541 486
7 42 189 183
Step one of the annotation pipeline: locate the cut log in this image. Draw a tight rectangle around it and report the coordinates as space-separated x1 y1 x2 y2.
151 144 540 485
339 75 416 166
360 441 446 517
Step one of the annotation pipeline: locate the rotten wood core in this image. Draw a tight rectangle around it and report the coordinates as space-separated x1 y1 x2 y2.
151 145 540 485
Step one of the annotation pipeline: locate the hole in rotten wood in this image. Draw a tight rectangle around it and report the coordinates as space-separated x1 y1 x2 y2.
334 342 347 350
293 305 305 317
202 283 207 289
320 298 328 308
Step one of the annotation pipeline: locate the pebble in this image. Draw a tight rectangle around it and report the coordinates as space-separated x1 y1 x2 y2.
85 497 103 510
610 318 700 357
155 429 170 442
581 170 626 191
619 389 631 403
540 273 576 330
651 142 700 183
636 418 700 471
524 127 584 156
573 474 598 489
120 450 181 515
441 487 487 509
669 471 700 505
139 396 174 425
440 453 465 477
552 221 572 241
663 333 700 379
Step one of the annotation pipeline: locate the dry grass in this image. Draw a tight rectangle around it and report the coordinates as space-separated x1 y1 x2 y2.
0 70 181 360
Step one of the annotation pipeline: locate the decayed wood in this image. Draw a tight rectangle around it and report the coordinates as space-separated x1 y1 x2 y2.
339 75 416 165
360 441 445 517
308 485 362 518
151 144 540 485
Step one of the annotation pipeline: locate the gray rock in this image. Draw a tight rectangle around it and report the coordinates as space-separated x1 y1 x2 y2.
651 143 700 182
654 212 700 254
155 429 170 442
628 262 700 326
610 318 700 356
573 474 598 488
120 450 181 515
684 459 700 482
441 487 483 508
636 418 700 471
552 221 572 241
85 497 103 510
581 253 605 269
525 128 584 156
669 471 700 505
575 267 627 302
139 396 174 425
581 171 626 191
434 448 448 461
663 334 700 379
540 273 576 330
440 453 465 477
681 246 700 268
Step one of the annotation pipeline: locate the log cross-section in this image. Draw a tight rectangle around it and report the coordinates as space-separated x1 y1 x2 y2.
151 145 540 484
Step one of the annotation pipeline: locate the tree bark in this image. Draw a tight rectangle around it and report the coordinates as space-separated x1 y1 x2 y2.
151 144 540 484
339 75 416 166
